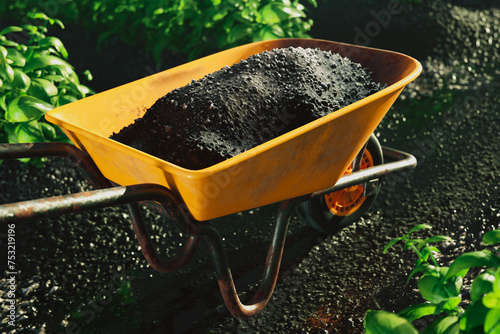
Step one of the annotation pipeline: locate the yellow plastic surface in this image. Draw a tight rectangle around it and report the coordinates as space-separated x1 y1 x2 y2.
46 39 421 221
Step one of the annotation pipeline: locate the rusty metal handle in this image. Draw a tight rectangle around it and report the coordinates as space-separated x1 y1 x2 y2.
309 146 417 198
0 182 201 273
0 142 110 188
0 143 200 273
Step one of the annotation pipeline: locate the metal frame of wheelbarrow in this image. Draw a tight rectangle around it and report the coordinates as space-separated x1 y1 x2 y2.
0 141 416 319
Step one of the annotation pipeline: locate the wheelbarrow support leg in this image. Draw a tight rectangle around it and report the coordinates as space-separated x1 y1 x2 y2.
190 199 295 319
126 202 200 273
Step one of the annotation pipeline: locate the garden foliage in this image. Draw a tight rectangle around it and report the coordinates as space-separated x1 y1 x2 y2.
365 225 500 334
0 12 93 160
2 0 318 63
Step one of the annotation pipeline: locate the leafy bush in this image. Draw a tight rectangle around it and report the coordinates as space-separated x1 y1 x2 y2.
1 0 318 63
86 0 317 62
0 12 93 162
365 225 500 334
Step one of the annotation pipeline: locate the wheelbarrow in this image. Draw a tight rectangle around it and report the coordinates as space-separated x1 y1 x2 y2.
0 38 421 320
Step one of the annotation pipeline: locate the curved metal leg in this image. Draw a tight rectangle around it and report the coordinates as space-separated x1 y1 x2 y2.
189 199 297 319
127 202 200 273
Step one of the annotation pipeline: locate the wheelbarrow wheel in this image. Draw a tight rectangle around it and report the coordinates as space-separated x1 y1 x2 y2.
297 134 383 234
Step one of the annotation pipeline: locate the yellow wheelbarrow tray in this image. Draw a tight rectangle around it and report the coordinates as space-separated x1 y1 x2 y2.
0 38 421 321
45 38 421 222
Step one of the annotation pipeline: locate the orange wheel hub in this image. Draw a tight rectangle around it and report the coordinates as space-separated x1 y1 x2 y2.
325 149 374 216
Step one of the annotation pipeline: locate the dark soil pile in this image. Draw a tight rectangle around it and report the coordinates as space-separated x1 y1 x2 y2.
111 47 383 170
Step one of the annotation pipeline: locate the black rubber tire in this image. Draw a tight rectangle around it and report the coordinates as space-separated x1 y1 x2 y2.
297 134 383 234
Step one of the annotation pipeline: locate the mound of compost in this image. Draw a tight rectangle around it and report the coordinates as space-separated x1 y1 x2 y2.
111 47 384 170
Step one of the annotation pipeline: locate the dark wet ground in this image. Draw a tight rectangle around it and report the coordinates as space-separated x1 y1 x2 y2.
1 0 499 333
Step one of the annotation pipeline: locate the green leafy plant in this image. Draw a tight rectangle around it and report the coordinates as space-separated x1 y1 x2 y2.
84 0 318 63
1 0 318 64
365 225 500 334
0 12 93 162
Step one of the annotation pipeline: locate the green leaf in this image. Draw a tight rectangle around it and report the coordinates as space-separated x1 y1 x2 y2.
405 238 425 249
29 12 51 22
67 81 90 98
29 12 65 29
446 251 500 279
58 65 79 83
255 25 284 41
5 95 54 122
460 300 489 332
407 263 436 284
213 7 229 22
82 70 93 82
421 316 459 334
51 18 65 30
227 23 253 44
0 45 7 58
39 122 57 140
398 303 437 322
447 275 464 296
152 8 164 15
384 237 403 254
483 230 500 245
364 310 418 334
0 92 10 111
425 235 452 244
428 246 442 253
269 24 284 38
471 272 496 302
28 78 58 103
38 37 69 59
409 224 433 235
436 297 462 312
21 24 38 36
57 94 77 106
483 292 500 309
420 246 433 261
259 3 304 24
5 120 44 143
306 0 318 8
494 268 500 294
418 274 448 303
0 62 15 81
6 48 26 67
485 308 500 333
17 44 28 53
12 68 31 90
0 36 19 47
0 26 24 35
23 55 72 73
42 74 65 82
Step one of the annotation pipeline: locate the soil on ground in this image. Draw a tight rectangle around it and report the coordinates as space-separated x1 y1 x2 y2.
111 47 383 169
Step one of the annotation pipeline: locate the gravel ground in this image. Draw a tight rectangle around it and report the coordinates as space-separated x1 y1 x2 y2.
1 1 499 333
